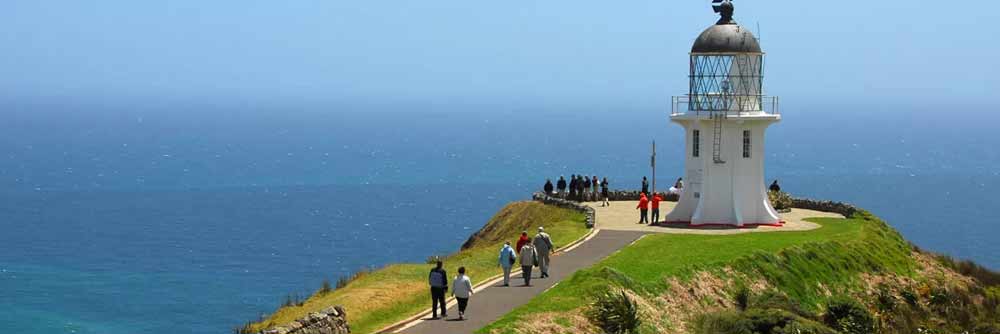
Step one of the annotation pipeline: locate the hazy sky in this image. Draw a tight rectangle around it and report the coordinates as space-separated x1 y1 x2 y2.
2 1 997 108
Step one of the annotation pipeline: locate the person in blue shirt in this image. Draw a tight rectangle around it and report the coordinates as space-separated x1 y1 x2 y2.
498 242 517 287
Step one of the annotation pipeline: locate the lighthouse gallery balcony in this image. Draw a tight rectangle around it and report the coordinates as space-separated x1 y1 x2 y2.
670 95 780 118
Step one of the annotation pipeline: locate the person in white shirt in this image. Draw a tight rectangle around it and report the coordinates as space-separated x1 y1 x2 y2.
451 266 474 320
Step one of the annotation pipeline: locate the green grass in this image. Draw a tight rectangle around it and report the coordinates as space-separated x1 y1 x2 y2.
244 201 590 334
478 210 917 334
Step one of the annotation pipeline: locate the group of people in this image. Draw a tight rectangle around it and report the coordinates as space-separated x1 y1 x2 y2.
426 226 555 321
635 177 684 224
543 174 610 205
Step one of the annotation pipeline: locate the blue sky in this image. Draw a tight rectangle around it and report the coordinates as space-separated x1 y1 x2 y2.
1 0 997 109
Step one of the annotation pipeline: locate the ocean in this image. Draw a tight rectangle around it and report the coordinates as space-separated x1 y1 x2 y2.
1 100 997 333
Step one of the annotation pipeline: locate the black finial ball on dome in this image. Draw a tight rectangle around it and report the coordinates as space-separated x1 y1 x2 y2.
717 0 735 24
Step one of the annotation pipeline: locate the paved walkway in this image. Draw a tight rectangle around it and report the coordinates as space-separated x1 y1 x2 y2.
585 201 843 234
393 201 841 334
397 230 647 334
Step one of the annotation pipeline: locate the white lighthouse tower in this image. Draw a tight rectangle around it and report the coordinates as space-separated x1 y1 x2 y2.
665 0 783 227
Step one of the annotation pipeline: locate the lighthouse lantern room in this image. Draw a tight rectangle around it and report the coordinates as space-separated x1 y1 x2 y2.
665 0 783 227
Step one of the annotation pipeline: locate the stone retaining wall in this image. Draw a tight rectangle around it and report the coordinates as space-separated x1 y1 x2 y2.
542 190 680 203
790 198 859 218
258 306 350 334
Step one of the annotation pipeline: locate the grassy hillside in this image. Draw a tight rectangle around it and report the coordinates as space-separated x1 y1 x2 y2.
479 210 1000 334
240 201 590 334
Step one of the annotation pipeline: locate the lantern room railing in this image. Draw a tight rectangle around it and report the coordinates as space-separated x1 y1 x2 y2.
671 95 779 117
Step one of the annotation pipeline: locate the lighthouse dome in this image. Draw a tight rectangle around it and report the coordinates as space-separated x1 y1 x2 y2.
691 23 761 54
691 1 761 54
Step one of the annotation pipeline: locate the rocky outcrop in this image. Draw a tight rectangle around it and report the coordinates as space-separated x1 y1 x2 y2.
259 306 350 334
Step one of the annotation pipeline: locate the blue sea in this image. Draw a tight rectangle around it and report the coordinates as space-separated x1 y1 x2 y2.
1 99 998 333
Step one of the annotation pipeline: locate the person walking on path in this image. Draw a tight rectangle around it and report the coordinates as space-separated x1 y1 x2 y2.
641 176 649 195
515 231 530 255
651 192 663 224
543 179 554 196
533 226 554 278
601 177 610 207
497 242 517 286
769 179 781 192
556 176 567 197
428 261 448 319
518 240 538 286
636 193 649 224
452 267 474 320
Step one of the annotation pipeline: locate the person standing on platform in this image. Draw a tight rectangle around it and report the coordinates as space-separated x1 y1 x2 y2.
576 175 586 201
601 177 610 207
427 261 448 319
590 175 601 198
769 179 781 192
583 176 592 201
498 242 517 286
543 179 554 196
641 176 649 195
533 226 554 278
651 192 663 224
569 174 577 200
557 176 567 197
452 267 474 320
636 193 649 224
518 240 538 286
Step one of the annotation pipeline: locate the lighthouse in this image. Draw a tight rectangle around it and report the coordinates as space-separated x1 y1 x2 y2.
664 0 782 227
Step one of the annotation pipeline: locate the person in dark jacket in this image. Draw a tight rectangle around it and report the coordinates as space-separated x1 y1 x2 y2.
543 179 554 195
601 177 610 207
569 174 577 200
583 176 592 200
769 179 781 192
641 176 649 195
556 176 567 197
576 175 585 201
428 261 448 319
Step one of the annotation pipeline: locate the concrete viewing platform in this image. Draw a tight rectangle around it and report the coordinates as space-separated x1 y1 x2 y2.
585 201 844 234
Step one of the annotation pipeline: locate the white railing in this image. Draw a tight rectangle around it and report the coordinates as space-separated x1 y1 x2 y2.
671 95 780 117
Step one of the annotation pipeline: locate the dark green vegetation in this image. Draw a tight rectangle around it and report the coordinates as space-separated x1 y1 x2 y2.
767 191 793 212
240 202 590 334
585 289 642 334
479 209 1000 334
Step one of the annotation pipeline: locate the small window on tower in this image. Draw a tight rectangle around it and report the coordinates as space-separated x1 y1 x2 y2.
693 130 701 157
743 130 751 158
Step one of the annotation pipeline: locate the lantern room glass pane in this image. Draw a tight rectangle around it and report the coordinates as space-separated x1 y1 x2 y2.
689 54 763 112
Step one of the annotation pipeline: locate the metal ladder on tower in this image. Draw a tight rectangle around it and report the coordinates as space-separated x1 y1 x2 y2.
711 109 726 164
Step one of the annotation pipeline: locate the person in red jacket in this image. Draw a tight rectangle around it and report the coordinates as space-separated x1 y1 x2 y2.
515 231 530 253
636 193 649 224
651 193 663 224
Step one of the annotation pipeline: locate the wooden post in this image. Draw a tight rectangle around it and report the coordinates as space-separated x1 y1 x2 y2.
651 140 656 196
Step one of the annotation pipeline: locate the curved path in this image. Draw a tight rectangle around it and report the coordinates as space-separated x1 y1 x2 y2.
393 201 841 334
396 230 647 334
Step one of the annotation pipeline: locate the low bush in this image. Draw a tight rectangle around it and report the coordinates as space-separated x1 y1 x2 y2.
586 288 641 334
823 297 875 334
768 191 793 212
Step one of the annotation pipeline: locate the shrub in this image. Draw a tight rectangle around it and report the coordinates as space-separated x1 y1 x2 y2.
733 285 751 311
751 290 810 318
319 279 332 295
823 297 875 334
693 309 836 334
586 288 642 334
768 191 793 211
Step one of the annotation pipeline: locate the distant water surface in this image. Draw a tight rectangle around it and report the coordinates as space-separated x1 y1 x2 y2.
0 101 997 333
